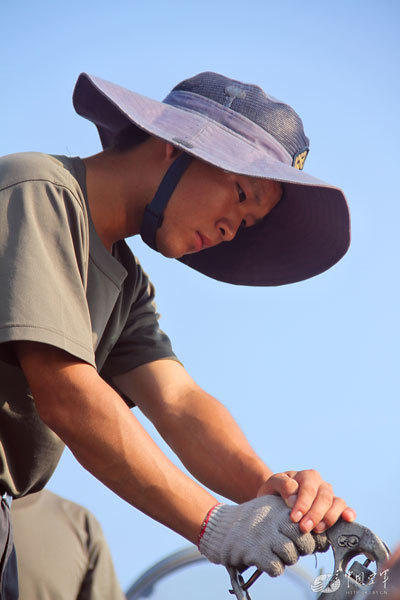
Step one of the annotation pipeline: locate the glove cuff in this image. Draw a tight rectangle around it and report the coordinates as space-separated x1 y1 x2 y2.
197 503 223 548
198 503 238 564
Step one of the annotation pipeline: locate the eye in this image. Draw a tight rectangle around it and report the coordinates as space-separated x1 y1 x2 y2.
237 183 246 203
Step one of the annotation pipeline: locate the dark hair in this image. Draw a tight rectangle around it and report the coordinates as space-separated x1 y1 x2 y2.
112 124 151 152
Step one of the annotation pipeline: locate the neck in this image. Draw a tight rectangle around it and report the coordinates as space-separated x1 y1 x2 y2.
83 140 166 251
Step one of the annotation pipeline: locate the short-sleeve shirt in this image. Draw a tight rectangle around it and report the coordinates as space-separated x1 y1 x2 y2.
11 489 126 600
0 152 177 498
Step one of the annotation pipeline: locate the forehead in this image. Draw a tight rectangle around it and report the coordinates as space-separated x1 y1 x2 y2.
201 162 283 202
242 174 283 204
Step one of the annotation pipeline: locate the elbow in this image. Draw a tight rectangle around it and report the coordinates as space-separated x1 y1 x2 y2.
33 391 70 434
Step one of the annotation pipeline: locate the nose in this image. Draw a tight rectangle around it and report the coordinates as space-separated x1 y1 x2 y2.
215 217 241 242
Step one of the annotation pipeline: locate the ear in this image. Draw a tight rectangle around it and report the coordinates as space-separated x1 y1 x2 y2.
164 141 182 162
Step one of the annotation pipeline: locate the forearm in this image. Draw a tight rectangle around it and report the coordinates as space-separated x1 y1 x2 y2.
16 344 216 543
142 386 273 503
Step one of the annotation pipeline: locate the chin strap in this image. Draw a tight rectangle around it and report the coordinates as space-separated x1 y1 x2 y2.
140 153 193 250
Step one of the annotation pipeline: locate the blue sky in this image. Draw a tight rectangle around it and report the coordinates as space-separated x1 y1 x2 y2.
2 0 399 593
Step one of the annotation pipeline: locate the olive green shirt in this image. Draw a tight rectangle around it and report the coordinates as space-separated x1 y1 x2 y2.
0 152 176 497
11 489 126 600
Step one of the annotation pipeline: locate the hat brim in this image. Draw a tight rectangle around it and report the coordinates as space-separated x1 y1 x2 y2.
73 73 350 286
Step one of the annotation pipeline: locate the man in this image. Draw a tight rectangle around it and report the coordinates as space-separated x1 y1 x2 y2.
11 490 125 599
0 71 355 598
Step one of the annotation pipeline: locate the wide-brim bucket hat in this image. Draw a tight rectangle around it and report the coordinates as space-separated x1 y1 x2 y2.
73 71 350 286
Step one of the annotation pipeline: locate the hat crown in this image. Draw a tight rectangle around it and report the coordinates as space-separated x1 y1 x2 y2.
170 71 309 162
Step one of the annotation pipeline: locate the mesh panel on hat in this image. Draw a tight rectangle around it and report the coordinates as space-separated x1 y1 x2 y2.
172 72 309 160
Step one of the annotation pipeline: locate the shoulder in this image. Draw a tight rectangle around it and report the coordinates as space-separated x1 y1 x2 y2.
0 152 85 210
42 490 102 531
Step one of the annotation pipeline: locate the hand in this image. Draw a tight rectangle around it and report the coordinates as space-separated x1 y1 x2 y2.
198 495 329 576
256 470 356 534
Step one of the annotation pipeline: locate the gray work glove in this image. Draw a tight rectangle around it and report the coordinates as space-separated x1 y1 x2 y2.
198 495 329 576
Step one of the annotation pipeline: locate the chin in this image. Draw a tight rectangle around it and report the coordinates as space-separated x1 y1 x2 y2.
156 230 193 259
157 240 184 259
159 248 178 259
182 247 199 256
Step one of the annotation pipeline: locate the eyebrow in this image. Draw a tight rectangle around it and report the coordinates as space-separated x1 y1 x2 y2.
251 186 282 226
245 191 264 226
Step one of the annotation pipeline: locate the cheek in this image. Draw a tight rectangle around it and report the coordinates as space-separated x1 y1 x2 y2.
175 171 230 224
156 217 195 258
155 168 233 255
156 222 180 257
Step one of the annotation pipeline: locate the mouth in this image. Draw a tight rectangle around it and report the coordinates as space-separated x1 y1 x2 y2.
195 231 213 252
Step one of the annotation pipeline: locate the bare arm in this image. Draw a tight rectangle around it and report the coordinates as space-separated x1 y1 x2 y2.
15 342 217 544
114 360 356 533
113 359 273 503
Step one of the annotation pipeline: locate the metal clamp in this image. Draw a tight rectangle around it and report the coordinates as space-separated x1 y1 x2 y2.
1 492 13 509
317 520 390 599
227 566 262 600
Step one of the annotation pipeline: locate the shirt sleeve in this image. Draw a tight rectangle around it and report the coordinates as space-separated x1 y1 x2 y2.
78 511 126 600
0 179 95 366
100 263 178 382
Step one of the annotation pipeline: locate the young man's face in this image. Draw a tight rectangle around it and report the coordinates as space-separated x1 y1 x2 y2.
156 158 283 258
